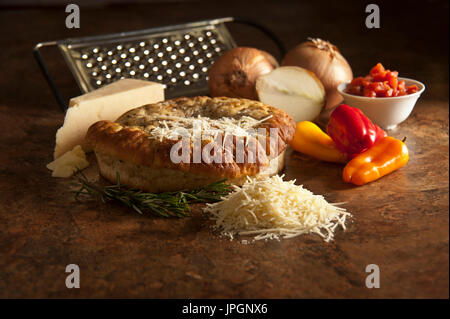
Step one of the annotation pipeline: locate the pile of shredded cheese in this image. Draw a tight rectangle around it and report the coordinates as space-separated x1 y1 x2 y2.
204 175 351 242
149 114 272 141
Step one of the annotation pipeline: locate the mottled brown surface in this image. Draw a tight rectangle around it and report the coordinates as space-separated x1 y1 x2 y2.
0 0 448 298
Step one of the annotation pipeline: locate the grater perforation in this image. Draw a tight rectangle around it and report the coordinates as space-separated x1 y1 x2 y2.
56 19 235 99
34 17 285 112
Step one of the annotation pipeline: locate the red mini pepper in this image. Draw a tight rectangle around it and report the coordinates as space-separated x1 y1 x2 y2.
326 104 386 158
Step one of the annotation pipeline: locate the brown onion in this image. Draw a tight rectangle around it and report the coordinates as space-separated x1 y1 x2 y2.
282 38 353 109
209 47 278 100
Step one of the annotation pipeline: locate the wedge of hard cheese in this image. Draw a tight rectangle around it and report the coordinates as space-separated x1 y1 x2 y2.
53 78 164 159
47 145 89 177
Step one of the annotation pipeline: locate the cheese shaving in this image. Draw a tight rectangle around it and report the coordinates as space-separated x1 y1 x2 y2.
47 145 89 178
148 114 272 142
204 175 351 242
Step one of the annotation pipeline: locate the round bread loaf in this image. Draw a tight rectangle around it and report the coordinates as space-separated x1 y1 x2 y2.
85 96 295 192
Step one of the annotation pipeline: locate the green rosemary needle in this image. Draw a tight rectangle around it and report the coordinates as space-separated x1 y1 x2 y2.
73 170 231 218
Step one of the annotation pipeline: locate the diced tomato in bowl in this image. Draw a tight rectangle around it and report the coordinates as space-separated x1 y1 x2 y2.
346 63 419 98
337 64 425 130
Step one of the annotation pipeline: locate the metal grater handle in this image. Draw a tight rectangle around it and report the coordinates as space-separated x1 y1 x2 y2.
33 42 68 111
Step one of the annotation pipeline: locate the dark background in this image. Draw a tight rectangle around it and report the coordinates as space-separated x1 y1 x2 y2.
0 0 448 108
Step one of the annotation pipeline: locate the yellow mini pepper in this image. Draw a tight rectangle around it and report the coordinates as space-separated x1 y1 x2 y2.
289 121 348 163
343 136 409 185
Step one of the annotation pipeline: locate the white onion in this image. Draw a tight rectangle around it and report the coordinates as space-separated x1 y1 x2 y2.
209 47 278 100
282 38 353 109
256 66 326 122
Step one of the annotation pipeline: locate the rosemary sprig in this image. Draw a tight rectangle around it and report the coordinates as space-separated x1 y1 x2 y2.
73 170 231 218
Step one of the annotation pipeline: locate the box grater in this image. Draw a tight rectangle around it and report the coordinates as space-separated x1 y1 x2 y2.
34 17 285 112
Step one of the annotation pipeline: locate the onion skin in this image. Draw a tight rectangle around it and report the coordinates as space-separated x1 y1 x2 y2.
282 39 353 109
209 47 278 100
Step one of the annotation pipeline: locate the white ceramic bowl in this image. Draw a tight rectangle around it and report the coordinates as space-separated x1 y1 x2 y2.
337 77 425 130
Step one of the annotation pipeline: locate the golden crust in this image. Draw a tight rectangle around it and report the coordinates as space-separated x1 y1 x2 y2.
85 96 295 180
95 150 286 192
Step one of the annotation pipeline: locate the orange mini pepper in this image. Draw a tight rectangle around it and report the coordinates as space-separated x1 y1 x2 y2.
343 136 409 185
290 121 348 163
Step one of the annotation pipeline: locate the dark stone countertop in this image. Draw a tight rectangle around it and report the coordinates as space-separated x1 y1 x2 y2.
0 0 448 298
